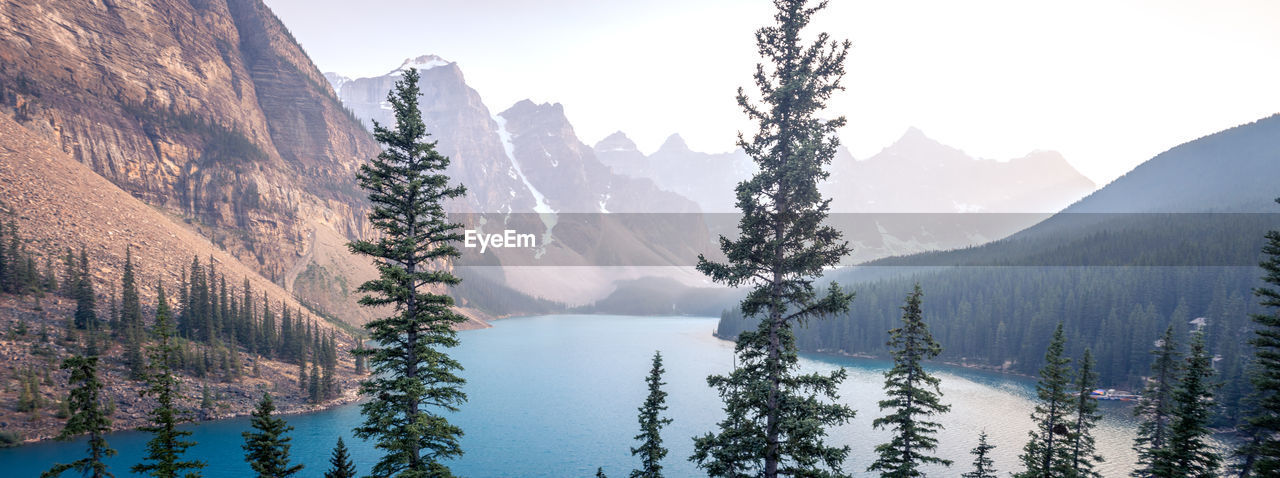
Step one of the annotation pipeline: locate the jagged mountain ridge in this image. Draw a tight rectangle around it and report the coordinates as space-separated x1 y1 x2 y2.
595 128 1095 214
328 55 700 215
328 56 710 304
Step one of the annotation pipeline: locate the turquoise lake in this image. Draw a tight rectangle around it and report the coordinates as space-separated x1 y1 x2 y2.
0 314 1152 477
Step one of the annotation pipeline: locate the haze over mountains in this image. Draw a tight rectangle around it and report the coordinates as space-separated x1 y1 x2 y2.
327 54 1102 297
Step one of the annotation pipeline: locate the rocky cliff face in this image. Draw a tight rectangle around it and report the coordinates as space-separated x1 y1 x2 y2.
0 113 370 441
498 100 699 214
330 58 708 303
0 0 378 304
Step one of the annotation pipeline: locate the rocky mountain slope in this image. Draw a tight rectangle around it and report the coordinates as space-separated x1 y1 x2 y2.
0 113 369 442
329 57 709 303
0 0 385 324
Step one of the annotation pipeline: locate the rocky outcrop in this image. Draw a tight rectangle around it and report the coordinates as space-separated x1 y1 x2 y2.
0 0 379 306
0 113 366 441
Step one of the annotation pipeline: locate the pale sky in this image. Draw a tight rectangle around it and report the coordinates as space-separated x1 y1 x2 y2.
264 0 1280 185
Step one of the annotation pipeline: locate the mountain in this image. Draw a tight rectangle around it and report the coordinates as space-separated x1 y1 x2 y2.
594 128 1095 214
0 113 371 441
595 132 755 213
715 115 1280 427
0 0 390 324
328 56 709 304
824 127 1096 213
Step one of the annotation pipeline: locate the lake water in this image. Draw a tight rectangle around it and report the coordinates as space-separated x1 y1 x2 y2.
0 315 1152 477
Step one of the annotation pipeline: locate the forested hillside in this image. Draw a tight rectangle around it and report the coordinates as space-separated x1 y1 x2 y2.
717 114 1280 429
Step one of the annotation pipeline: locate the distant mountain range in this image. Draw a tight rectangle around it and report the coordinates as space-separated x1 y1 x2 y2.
594 127 1095 213
712 114 1280 411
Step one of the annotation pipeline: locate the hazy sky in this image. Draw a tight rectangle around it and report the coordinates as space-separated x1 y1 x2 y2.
264 0 1280 185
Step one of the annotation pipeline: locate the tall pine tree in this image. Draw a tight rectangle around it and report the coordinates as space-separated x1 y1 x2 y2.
1162 332 1221 478
868 284 951 477
73 247 97 330
241 393 303 478
1016 323 1075 478
132 285 206 478
41 356 116 478
689 1 855 476
347 66 469 477
961 430 997 478
1131 326 1180 477
1068 349 1103 477
631 351 672 478
325 437 357 478
1241 200 1280 476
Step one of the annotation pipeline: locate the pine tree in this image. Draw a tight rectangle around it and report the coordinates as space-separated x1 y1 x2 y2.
41 356 116 478
43 254 58 293
241 393 303 478
354 340 366 375
1242 203 1280 477
1016 323 1075 478
596 468 608 478
74 247 97 330
60 248 77 297
297 357 308 396
16 366 43 413
309 361 321 404
1131 326 1180 477
132 285 206 478
1162 332 1221 478
0 220 7 293
631 351 672 478
961 430 997 478
869 284 951 477
121 246 141 330
689 1 855 476
324 437 357 478
347 65 469 477
1068 349 1103 477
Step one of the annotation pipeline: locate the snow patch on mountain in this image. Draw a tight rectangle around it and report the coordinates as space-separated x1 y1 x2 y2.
389 55 451 76
494 114 555 215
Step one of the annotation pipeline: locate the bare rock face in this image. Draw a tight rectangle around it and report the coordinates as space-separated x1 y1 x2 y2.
332 56 539 214
0 0 379 290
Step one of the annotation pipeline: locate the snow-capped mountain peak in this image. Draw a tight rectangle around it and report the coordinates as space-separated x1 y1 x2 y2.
390 54 452 76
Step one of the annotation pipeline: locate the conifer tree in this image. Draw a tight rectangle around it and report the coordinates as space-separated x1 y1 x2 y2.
61 248 77 297
41 356 116 478
16 366 43 413
596 468 608 478
74 247 97 330
631 351 672 478
961 430 997 478
132 285 206 478
1241 203 1280 477
869 284 951 476
298 357 308 396
121 247 141 330
689 1 855 476
108 289 120 334
354 340 367 375
1069 349 1103 477
324 437 357 478
1131 326 1180 477
0 221 7 292
1016 323 1075 478
1162 332 1221 478
348 65 469 477
43 254 58 292
241 393 303 478
309 361 321 403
